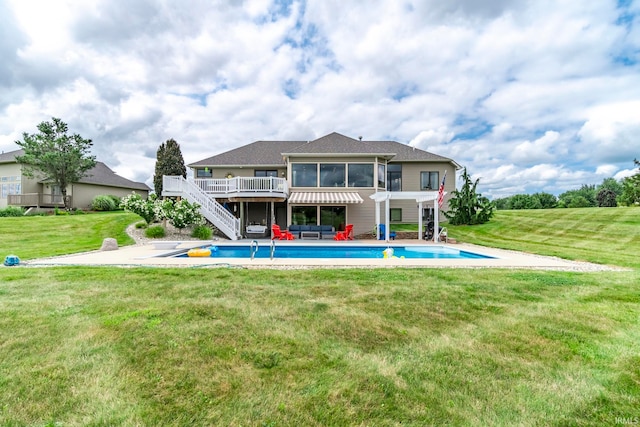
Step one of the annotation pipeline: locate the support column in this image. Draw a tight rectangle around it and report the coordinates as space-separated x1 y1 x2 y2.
418 201 423 241
433 198 439 243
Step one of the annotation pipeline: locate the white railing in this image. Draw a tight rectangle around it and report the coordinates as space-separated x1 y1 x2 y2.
192 177 289 196
163 176 241 240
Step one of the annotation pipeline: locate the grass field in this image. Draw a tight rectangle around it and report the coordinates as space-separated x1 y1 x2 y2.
1 210 639 426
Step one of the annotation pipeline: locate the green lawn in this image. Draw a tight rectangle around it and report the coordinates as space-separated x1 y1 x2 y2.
0 210 639 426
447 207 640 269
0 212 139 260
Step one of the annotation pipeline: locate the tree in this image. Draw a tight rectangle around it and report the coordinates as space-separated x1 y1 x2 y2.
153 139 186 196
558 185 597 208
597 177 623 197
15 117 96 210
532 192 558 209
596 189 618 207
620 158 640 206
443 168 494 225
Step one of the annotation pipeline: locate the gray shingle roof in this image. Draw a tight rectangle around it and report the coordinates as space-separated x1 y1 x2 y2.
189 132 459 167
0 149 150 190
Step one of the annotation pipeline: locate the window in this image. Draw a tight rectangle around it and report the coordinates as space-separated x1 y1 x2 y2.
320 164 345 187
390 208 402 222
255 170 278 177
292 164 317 187
291 206 317 225
320 206 346 230
196 168 212 178
387 164 402 191
377 164 386 188
421 171 439 190
347 164 373 187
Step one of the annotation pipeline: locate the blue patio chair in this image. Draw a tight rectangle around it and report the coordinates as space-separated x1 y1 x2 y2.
378 224 396 240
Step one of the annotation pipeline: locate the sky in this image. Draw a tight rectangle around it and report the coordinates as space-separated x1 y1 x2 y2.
1 0 639 198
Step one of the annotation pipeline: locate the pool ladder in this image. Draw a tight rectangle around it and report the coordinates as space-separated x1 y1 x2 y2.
250 240 276 260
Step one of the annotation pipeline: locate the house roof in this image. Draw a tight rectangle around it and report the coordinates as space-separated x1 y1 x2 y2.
189 132 461 168
0 149 150 191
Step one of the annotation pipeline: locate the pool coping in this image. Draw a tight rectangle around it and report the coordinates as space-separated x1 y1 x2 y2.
18 239 623 271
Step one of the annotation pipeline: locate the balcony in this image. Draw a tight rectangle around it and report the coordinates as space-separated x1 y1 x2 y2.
7 193 70 208
163 176 289 201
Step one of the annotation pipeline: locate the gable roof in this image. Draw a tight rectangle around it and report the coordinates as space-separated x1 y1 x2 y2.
0 149 150 191
189 132 460 168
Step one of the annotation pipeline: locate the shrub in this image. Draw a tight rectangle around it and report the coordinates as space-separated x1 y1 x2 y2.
191 224 212 240
92 195 117 211
145 225 166 238
135 221 147 229
121 192 157 224
0 206 25 217
108 195 122 208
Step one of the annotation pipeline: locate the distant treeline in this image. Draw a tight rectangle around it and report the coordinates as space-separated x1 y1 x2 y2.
494 177 630 209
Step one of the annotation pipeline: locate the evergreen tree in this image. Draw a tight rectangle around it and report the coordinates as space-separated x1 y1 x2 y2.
443 168 494 225
153 139 186 195
15 117 96 210
596 189 618 207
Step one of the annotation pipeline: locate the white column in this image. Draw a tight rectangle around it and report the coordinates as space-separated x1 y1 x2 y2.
418 201 423 241
433 198 439 242
374 200 381 240
385 196 390 241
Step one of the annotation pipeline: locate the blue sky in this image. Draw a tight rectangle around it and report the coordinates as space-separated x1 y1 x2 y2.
1 0 639 197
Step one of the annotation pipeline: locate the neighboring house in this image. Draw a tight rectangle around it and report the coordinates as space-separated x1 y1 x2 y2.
0 149 150 210
163 132 461 241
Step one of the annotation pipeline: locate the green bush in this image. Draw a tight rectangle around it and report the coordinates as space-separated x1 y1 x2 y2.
135 221 147 229
191 224 212 240
0 206 25 217
92 195 117 211
145 225 166 238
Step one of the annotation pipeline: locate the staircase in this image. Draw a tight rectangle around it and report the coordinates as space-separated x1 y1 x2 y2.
163 176 241 240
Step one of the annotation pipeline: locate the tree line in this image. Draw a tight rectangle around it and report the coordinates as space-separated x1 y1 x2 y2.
493 162 640 210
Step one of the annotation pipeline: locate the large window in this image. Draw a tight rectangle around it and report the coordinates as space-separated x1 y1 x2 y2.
387 164 402 191
377 164 386 188
292 164 317 187
421 171 439 190
320 206 346 230
291 206 317 225
320 164 345 187
255 170 278 177
347 164 373 187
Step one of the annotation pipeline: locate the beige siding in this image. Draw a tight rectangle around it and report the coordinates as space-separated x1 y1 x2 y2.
71 184 149 210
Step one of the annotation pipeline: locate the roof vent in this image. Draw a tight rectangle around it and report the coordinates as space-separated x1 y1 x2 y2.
358 136 362 141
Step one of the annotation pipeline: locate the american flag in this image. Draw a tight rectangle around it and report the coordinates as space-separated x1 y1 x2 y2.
437 171 446 208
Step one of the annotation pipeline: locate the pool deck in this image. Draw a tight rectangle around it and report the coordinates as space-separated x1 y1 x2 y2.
20 239 618 271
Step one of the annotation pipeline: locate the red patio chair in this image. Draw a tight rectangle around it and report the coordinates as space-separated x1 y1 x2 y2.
333 224 353 241
272 224 295 240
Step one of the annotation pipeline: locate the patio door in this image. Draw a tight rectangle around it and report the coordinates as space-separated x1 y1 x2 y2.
320 206 345 231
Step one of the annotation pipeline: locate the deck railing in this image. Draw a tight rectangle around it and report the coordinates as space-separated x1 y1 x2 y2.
7 193 70 207
192 177 289 196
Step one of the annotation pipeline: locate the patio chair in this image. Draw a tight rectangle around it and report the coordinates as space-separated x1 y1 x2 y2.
334 224 353 240
271 224 295 240
378 224 396 240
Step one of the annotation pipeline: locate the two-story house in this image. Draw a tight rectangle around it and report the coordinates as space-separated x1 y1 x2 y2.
163 132 460 241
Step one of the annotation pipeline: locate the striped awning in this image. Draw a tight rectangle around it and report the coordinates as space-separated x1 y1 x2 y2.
288 191 364 204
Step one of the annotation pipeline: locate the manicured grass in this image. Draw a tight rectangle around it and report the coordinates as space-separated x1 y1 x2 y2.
0 212 139 260
1 267 639 426
1 209 639 425
447 208 640 269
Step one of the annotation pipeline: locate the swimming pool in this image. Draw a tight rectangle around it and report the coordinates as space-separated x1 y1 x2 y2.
174 244 493 259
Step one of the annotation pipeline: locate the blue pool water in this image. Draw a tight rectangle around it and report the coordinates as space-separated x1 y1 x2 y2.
176 245 493 259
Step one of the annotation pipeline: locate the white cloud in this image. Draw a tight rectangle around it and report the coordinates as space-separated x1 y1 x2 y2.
1 0 639 198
